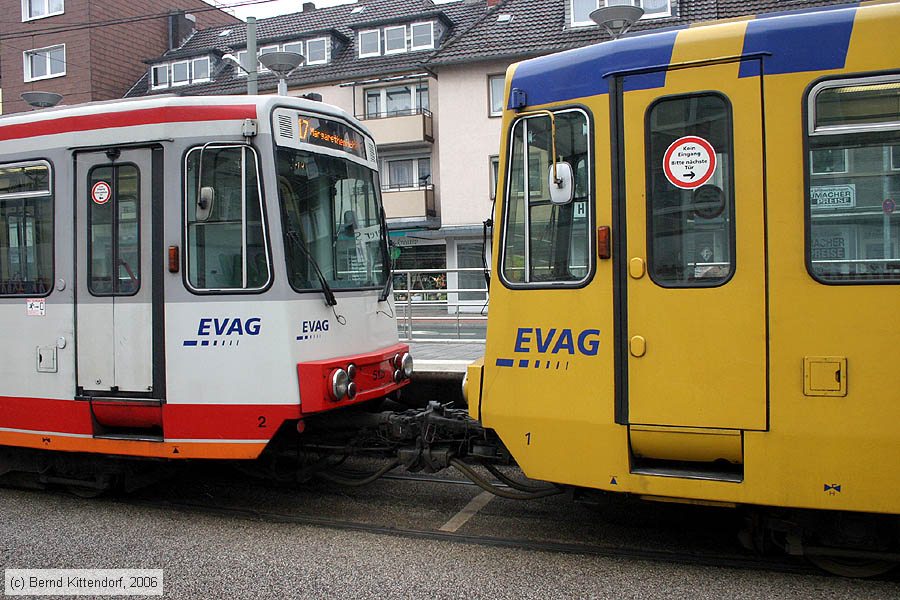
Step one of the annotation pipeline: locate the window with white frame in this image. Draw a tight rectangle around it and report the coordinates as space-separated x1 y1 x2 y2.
23 44 65 81
283 41 303 56
151 64 169 89
306 38 329 65
410 22 434 50
571 0 671 26
151 57 210 89
171 61 190 86
365 83 429 119
384 25 407 54
192 57 210 82
22 0 63 21
490 155 500 200
359 30 381 58
383 156 432 189
489 74 505 117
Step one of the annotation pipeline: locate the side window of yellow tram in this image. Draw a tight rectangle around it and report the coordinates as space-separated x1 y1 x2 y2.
807 76 900 283
501 110 591 286
646 94 735 287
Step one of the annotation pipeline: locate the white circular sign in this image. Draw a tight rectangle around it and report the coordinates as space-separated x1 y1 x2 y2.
91 181 111 205
663 136 717 190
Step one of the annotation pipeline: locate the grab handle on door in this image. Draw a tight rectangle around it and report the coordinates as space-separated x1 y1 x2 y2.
630 336 647 357
629 258 646 279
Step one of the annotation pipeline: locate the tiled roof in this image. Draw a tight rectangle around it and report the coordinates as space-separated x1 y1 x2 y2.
126 0 856 99
128 0 486 98
429 0 854 65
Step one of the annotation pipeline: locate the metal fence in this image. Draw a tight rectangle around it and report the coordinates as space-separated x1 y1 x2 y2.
392 267 488 343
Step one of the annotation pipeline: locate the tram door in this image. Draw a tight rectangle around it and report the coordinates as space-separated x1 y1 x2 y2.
619 58 767 430
75 148 157 396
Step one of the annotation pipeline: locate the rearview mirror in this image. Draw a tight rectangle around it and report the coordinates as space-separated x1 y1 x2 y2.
548 161 574 205
197 186 215 221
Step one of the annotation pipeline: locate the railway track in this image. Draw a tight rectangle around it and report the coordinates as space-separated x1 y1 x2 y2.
107 470 824 578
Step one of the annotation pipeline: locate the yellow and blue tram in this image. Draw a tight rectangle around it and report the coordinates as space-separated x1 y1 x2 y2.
466 0 900 575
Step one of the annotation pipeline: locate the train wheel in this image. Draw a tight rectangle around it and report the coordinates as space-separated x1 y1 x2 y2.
806 555 897 578
804 512 899 578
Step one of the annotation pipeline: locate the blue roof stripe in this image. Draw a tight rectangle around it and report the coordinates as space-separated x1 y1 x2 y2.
508 29 681 109
739 5 857 78
509 4 861 109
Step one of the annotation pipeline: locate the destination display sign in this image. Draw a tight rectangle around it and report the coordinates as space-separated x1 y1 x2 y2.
297 115 367 160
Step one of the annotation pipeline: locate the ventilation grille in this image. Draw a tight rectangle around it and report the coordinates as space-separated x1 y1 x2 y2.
277 114 294 140
365 138 377 163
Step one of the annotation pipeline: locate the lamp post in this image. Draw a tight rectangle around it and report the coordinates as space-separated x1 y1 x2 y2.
589 5 645 39
258 51 305 96
21 91 62 109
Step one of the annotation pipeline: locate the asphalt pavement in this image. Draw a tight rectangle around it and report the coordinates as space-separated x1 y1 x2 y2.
1 467 898 599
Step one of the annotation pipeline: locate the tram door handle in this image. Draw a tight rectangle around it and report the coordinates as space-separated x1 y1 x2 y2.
629 257 646 279
630 336 647 358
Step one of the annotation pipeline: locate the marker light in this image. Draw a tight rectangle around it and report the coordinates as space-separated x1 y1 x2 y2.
400 353 413 379
168 246 180 273
393 369 403 383
347 363 358 381
330 368 349 400
347 382 358 400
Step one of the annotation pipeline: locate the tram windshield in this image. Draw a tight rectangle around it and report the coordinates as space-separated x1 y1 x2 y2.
276 148 388 292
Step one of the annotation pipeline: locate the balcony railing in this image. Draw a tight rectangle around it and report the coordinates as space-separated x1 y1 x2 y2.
358 108 434 145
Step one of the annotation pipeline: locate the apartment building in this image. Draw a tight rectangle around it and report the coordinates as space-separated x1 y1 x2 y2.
0 0 239 115
125 0 848 303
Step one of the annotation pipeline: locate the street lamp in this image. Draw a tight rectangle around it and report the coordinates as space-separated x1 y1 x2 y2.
258 51 305 96
21 91 62 109
590 5 645 39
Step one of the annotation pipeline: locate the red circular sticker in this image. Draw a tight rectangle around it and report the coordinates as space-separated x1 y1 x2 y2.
91 181 111 205
663 136 717 190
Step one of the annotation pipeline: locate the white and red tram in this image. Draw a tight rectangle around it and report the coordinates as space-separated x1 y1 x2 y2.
0 95 411 463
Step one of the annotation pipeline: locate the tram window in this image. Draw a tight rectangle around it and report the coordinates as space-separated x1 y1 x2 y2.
0 161 53 297
276 147 388 291
88 165 140 296
501 109 591 286
646 94 735 287
807 75 900 283
185 146 270 292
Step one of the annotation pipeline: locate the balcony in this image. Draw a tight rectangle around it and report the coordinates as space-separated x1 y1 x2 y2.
382 185 436 220
360 109 434 146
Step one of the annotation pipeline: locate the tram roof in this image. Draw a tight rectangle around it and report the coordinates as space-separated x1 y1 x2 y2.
506 2 879 110
0 95 369 145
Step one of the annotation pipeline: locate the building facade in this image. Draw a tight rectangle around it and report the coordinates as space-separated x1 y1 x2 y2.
0 0 239 115
125 0 849 306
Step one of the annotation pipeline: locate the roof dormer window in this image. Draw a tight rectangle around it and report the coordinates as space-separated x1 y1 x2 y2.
306 38 329 65
410 22 434 50
150 56 210 90
358 21 436 58
384 26 407 54
359 29 381 58
571 0 672 27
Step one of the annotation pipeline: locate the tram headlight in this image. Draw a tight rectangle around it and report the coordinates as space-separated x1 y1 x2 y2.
330 368 350 401
400 353 413 379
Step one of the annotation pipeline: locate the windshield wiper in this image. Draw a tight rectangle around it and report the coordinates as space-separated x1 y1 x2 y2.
378 207 392 302
285 228 337 306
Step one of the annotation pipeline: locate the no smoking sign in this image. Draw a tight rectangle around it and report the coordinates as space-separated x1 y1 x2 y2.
663 136 717 190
